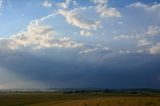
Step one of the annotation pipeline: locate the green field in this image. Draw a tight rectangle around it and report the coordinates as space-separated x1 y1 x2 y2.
0 92 160 106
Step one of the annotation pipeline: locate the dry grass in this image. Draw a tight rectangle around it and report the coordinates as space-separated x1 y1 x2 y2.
0 93 160 106
31 97 160 106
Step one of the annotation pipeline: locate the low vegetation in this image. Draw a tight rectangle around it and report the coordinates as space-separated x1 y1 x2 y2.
0 89 159 106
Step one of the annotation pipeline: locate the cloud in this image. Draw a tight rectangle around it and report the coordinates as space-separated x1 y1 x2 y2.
92 0 107 4
42 0 53 8
0 67 46 89
1 48 159 88
149 42 160 54
34 12 57 25
50 0 78 9
79 46 110 54
113 34 130 40
92 0 121 18
137 39 153 47
128 2 149 8
112 25 160 54
0 5 87 50
1 0 160 89
8 22 83 49
0 22 83 50
128 2 160 13
114 26 160 40
48 0 121 37
96 5 121 18
113 34 142 40
79 48 98 54
146 26 160 36
58 9 101 30
0 38 10 49
0 0 4 9
57 0 73 9
80 30 93 36
58 8 101 36
119 50 131 54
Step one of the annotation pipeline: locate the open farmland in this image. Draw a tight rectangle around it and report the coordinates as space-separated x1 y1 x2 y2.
0 90 160 106
44 97 160 106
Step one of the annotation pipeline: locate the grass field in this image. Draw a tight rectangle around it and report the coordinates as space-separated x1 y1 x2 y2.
0 92 160 106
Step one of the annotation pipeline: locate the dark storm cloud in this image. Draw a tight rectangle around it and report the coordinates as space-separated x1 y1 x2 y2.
0 48 160 89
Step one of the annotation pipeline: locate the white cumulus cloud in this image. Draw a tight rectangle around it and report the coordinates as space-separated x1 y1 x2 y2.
8 22 83 49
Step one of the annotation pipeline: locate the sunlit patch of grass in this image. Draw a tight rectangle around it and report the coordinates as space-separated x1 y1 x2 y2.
50 97 160 106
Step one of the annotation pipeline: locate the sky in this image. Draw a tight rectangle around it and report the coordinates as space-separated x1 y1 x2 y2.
0 0 160 89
